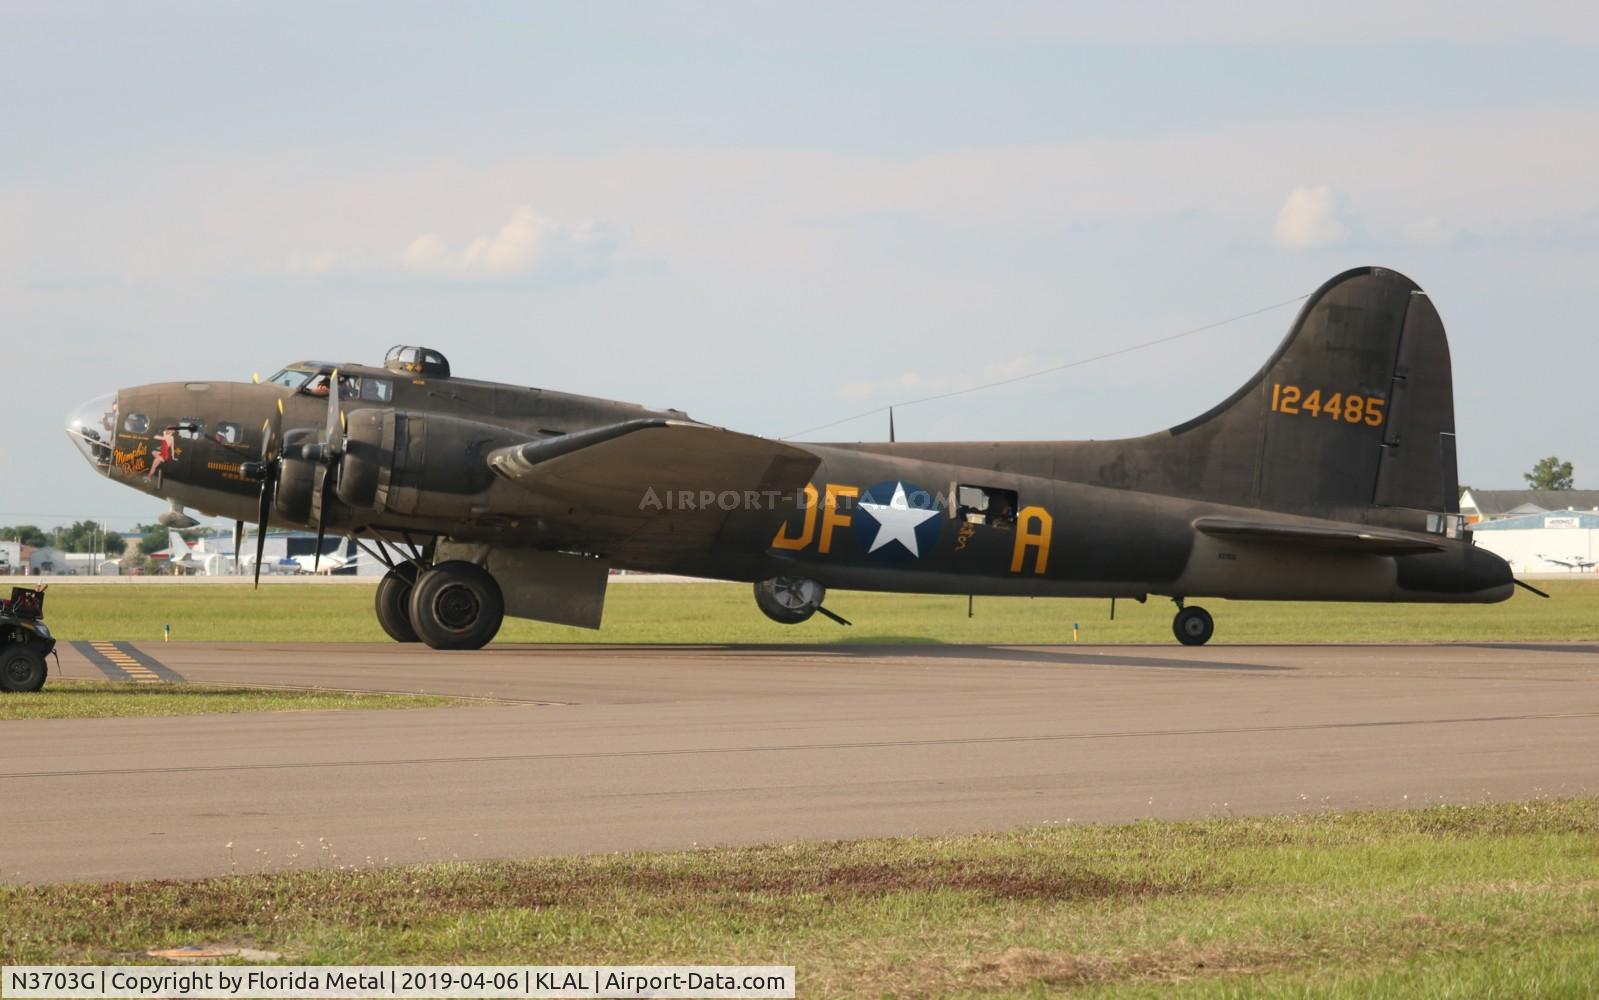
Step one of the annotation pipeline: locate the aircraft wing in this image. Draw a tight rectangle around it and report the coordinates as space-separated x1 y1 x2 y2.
1192 516 1447 556
487 418 820 544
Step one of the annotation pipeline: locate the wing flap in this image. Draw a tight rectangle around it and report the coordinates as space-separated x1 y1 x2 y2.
1193 516 1445 555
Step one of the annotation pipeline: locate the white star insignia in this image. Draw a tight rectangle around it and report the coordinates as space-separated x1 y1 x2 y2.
858 482 940 557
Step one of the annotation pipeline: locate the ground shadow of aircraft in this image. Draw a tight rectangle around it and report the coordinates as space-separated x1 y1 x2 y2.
67 266 1518 649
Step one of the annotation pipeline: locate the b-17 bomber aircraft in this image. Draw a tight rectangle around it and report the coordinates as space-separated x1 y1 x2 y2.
66 267 1522 649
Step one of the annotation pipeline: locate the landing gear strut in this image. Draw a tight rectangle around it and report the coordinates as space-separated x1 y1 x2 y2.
1171 599 1214 646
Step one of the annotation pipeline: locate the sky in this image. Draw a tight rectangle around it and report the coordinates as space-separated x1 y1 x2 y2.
2 1 1596 528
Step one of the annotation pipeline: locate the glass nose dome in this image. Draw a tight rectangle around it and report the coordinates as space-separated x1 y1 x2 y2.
66 392 118 473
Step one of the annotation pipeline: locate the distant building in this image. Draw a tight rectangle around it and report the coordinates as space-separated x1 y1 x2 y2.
189 529 387 577
1471 510 1598 575
1459 489 1599 524
62 552 121 576
27 546 67 575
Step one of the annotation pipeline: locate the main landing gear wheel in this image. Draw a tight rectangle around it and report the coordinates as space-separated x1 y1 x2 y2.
375 564 422 644
1173 606 1215 646
408 561 505 650
754 576 825 624
1 645 48 693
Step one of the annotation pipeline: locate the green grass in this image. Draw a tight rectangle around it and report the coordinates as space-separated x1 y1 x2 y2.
4 800 1598 998
35 578 1599 644
0 679 459 720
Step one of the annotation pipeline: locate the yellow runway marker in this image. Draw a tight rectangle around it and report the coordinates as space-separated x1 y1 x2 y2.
88 642 167 683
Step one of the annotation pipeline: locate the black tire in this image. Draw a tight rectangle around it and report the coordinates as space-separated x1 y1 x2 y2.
1 644 48 693
1173 606 1215 646
408 561 505 650
375 564 422 643
753 576 824 624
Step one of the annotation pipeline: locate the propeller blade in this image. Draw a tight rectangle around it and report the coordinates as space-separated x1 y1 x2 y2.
326 368 344 455
233 520 245 576
313 467 331 572
253 463 274 589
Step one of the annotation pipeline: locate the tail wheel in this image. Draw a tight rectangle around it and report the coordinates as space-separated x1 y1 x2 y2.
374 564 422 643
1 645 48 693
408 561 505 650
1173 606 1215 646
754 576 825 624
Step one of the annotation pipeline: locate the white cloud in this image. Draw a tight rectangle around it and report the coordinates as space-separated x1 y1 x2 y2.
401 207 616 282
288 206 619 285
1273 186 1348 249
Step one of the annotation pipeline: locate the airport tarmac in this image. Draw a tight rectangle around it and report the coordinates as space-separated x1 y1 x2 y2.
4 641 1597 884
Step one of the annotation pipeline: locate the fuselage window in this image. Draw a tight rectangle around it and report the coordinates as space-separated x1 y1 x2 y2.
123 413 149 434
359 378 393 402
214 422 243 445
176 419 205 441
957 485 1019 528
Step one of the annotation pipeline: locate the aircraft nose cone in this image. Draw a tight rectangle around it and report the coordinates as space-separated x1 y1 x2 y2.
66 391 119 474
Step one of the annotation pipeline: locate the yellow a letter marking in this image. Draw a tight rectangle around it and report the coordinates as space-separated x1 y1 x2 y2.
1010 506 1053 574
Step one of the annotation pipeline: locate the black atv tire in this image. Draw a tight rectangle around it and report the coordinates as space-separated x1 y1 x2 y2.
0 644 48 693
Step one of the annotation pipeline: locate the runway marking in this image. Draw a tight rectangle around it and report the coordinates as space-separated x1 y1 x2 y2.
110 642 186 682
7 709 1599 780
73 642 185 684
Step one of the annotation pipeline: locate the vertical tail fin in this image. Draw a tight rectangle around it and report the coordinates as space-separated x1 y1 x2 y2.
1177 266 1457 522
1079 267 1458 527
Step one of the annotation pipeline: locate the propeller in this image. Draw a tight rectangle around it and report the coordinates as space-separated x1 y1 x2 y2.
239 414 282 588
240 376 349 581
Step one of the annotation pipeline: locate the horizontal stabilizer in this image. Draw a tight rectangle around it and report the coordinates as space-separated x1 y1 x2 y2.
1192 516 1445 556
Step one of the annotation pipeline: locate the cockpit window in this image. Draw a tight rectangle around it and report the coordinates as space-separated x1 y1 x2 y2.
267 368 312 390
304 372 357 399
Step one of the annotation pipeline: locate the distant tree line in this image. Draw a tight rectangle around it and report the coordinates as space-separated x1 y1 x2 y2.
0 521 125 553
0 522 208 557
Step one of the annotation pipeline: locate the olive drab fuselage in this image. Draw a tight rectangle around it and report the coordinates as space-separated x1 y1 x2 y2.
67 268 1518 647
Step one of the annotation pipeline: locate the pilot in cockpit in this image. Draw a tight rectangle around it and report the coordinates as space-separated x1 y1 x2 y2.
305 373 357 399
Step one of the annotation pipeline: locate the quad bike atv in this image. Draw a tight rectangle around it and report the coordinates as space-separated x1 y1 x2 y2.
1 586 54 692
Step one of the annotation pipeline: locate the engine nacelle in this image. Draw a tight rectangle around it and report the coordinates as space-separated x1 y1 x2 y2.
272 429 318 525
338 409 526 517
